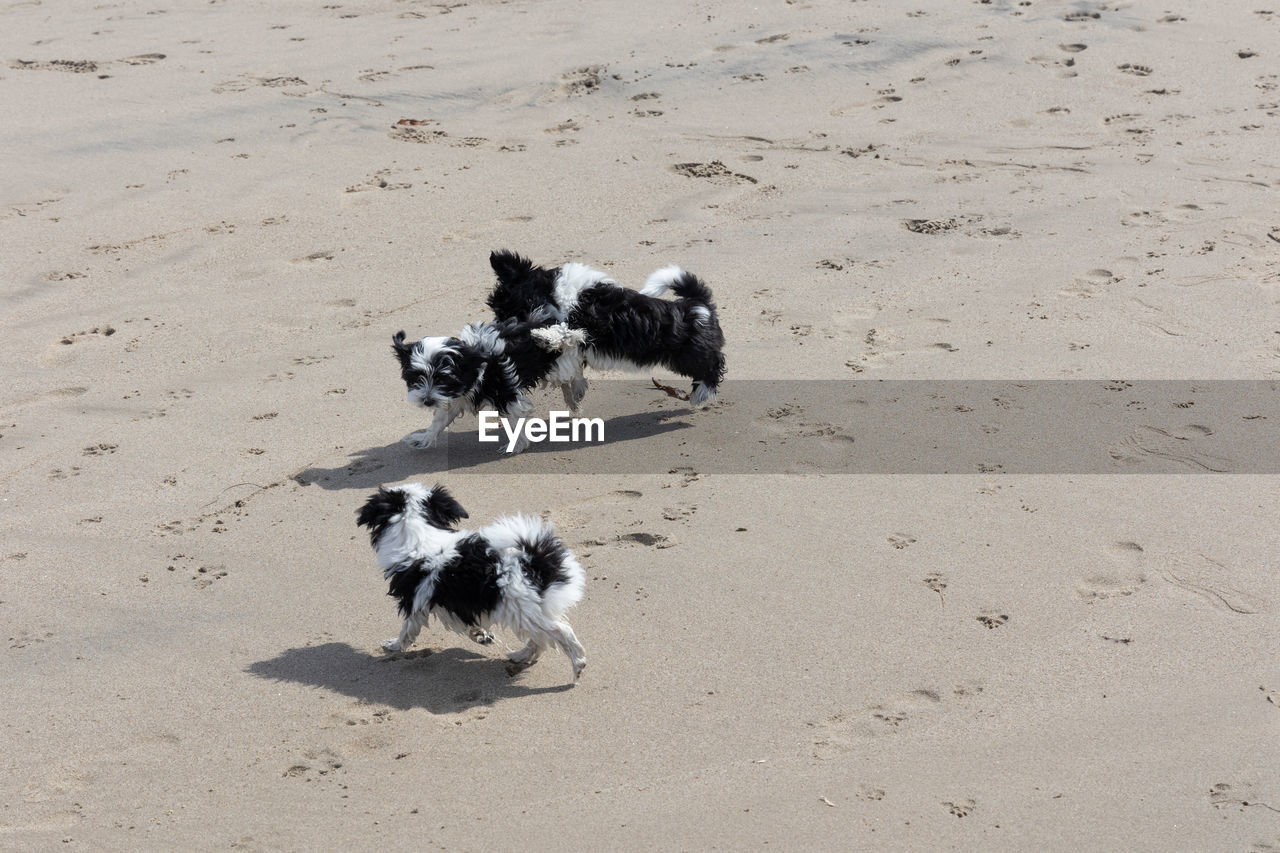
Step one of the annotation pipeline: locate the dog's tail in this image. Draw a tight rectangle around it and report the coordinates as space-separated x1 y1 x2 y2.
642 266 719 323
484 514 585 615
641 265 712 301
642 267 725 407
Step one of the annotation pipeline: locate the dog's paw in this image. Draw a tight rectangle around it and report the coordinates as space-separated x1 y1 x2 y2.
468 627 495 645
401 432 437 450
505 660 533 676
507 642 541 665
382 638 403 652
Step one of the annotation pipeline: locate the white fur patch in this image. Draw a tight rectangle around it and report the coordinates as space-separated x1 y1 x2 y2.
553 262 613 317
690 305 711 325
690 382 717 407
486 515 587 623
373 484 464 585
409 336 457 373
640 265 685 297
459 322 506 356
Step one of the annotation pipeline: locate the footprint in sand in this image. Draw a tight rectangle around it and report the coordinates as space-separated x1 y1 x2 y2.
9 627 55 649
810 683 984 756
1078 541 1148 602
888 533 917 550
1117 63 1153 77
556 488 643 529
531 65 606 103
81 443 117 457
661 505 697 523
902 216 973 235
1207 781 1279 814
212 74 307 94
290 250 335 264
1126 296 1190 338
1028 54 1077 77
9 59 98 73
671 161 758 186
1059 268 1116 298
1109 424 1233 472
665 466 701 488
617 531 676 549
388 124 491 148
976 612 1009 629
922 572 947 604
42 270 85 282
281 748 345 783
58 326 116 346
944 798 977 818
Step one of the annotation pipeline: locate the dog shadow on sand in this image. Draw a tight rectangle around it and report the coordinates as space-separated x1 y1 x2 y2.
294 407 693 490
247 641 574 713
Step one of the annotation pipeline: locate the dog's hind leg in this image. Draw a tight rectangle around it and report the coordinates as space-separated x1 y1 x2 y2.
689 354 724 408
549 621 587 681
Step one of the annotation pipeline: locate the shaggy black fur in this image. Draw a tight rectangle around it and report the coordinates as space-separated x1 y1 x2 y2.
356 487 408 546
486 249 726 403
512 528 573 595
420 487 468 529
385 557 429 618
426 535 502 627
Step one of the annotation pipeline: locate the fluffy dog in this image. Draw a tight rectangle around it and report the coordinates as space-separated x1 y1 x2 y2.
357 483 587 681
392 316 585 453
486 249 726 407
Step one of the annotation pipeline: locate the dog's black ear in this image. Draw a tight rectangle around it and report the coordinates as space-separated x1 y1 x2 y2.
357 487 408 544
423 485 468 529
391 331 414 371
490 250 535 283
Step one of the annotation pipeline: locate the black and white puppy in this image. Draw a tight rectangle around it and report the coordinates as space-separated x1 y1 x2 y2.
392 316 585 453
486 249 726 407
357 483 587 681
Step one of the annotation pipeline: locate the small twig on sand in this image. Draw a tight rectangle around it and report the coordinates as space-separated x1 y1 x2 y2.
202 482 266 508
651 378 690 401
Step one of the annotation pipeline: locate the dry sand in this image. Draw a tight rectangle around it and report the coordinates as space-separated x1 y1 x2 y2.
3 0 1279 849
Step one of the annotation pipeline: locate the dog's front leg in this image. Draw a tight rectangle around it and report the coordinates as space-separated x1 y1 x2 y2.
383 617 422 653
507 639 542 665
559 376 588 413
403 402 461 450
501 396 535 454
505 639 543 675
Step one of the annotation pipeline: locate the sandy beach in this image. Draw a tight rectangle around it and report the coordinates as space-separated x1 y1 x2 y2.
2 0 1278 849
